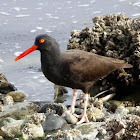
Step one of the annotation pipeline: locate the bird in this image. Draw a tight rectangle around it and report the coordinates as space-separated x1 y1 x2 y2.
15 34 133 125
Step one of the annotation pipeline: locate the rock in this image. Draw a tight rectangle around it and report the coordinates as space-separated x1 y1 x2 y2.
54 85 68 101
0 114 45 139
87 107 105 122
0 73 16 94
0 105 3 112
0 117 16 127
97 114 126 140
48 129 82 140
28 113 46 125
122 114 140 139
42 112 67 131
0 120 24 138
115 106 129 116
22 123 45 140
6 91 26 102
77 95 104 110
64 114 78 124
0 101 39 120
39 103 67 116
75 122 105 139
3 95 14 105
107 100 134 112
127 106 140 116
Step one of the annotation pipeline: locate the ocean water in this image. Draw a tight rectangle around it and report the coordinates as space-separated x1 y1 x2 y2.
0 0 140 104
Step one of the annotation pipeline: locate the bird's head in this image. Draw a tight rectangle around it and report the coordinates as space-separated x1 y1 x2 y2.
15 34 58 61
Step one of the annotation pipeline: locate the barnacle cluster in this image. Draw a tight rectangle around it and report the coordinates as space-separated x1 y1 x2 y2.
67 13 140 100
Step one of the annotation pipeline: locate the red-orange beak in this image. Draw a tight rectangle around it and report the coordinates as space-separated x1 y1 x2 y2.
15 45 38 61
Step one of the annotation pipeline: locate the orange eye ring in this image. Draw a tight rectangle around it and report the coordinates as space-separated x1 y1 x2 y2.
39 39 45 43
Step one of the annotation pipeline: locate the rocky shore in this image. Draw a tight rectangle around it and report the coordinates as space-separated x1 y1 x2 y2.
0 89 140 140
0 13 140 140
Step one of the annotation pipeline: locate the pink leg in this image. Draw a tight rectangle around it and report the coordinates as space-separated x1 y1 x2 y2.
76 93 89 125
61 89 77 117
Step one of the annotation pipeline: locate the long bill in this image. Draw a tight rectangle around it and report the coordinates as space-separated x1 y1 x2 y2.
14 45 38 61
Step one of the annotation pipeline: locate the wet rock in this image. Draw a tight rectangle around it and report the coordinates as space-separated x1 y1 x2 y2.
0 101 39 120
39 102 67 116
54 85 68 101
64 114 78 124
6 91 26 102
42 112 67 131
0 73 16 94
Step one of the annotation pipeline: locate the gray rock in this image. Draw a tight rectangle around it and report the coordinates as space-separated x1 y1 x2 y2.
75 122 105 139
115 106 129 116
42 112 67 131
45 129 83 140
0 101 39 120
64 114 78 124
0 117 16 127
39 103 67 116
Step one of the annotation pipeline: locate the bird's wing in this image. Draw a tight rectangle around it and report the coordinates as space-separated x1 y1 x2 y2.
61 50 117 82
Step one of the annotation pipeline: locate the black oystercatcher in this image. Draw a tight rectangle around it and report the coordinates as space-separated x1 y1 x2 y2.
15 34 133 124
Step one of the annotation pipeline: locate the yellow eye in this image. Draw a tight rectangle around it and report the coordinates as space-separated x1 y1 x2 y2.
39 39 45 43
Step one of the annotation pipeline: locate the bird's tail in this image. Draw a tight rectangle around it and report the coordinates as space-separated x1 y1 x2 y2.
109 57 133 69
121 63 133 69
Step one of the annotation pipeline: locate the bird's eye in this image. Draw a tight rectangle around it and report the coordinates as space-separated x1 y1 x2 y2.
39 39 45 43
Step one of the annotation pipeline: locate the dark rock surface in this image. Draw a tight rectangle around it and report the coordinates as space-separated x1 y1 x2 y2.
0 73 16 94
42 112 67 131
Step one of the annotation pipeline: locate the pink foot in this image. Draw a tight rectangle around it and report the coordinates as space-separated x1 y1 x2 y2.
61 110 73 117
76 113 89 125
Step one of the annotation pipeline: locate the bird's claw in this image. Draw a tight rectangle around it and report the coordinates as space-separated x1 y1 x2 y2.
76 113 89 125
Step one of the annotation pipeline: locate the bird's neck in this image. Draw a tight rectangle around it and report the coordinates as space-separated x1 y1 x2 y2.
40 47 62 68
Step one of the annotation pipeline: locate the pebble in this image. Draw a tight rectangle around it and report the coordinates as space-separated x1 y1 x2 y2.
64 114 78 124
42 112 67 131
